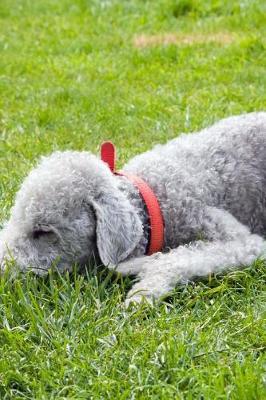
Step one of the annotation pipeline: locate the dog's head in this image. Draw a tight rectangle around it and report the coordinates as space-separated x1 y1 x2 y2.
0 151 143 274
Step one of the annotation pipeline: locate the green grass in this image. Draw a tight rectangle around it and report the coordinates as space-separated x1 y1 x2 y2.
0 0 266 398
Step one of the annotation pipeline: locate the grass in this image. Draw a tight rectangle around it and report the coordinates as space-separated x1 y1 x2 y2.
0 0 266 398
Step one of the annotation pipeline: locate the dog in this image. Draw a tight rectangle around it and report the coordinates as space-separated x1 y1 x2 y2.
1 112 266 305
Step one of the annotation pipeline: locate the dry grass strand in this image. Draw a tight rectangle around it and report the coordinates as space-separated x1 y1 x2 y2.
134 32 235 48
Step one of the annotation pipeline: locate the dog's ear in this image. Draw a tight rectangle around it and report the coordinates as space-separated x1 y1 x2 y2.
91 192 143 266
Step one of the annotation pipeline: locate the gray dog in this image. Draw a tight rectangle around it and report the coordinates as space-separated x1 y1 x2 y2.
1 112 266 304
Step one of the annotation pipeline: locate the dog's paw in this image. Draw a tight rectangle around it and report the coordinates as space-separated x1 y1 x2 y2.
124 293 154 309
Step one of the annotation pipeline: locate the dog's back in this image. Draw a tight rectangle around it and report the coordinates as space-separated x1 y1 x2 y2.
125 112 266 239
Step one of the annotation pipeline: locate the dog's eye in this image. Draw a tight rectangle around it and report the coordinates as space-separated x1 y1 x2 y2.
32 229 55 240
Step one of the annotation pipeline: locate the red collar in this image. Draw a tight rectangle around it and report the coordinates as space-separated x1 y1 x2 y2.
101 141 164 255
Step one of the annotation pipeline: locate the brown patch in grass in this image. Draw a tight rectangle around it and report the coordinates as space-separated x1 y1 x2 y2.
133 32 235 48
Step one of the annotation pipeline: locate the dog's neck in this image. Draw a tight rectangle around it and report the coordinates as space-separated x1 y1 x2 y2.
117 175 150 259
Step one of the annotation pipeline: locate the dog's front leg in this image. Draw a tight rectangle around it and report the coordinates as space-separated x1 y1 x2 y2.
125 234 265 305
119 208 266 305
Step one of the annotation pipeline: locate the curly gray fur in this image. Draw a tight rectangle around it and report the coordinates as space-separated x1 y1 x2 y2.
1 112 266 304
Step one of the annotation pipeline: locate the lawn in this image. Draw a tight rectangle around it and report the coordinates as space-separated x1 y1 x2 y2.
0 0 266 398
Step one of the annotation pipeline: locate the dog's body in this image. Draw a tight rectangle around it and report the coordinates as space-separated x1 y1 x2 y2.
1 112 266 303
